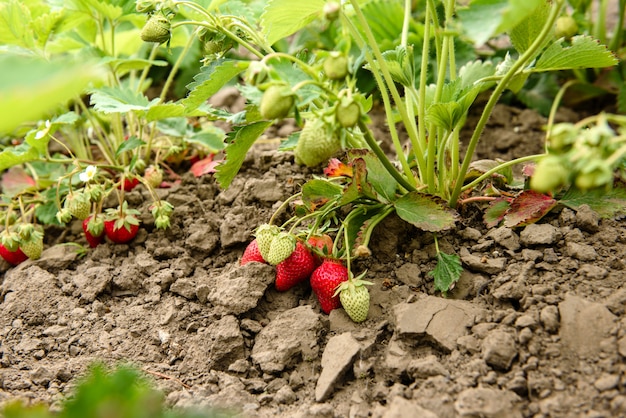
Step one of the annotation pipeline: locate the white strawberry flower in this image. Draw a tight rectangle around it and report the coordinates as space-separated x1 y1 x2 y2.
79 165 97 183
34 120 51 140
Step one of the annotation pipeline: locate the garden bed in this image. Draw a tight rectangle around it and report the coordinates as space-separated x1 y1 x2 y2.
2 103 626 418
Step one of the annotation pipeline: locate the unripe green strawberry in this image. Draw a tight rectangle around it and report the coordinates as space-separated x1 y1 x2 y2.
294 117 342 167
20 231 44 260
260 85 295 120
141 14 171 44
574 165 612 190
336 98 361 128
266 231 297 265
323 52 349 80
529 156 569 193
336 279 371 323
555 16 578 39
255 224 280 262
65 192 91 220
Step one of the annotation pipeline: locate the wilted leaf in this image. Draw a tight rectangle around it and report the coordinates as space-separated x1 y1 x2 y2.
1 166 36 197
190 155 219 177
503 190 557 227
301 179 343 211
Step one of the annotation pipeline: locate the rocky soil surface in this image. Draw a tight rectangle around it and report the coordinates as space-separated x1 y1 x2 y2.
1 104 626 418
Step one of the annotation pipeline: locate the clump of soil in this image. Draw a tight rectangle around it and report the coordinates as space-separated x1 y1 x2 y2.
1 104 626 418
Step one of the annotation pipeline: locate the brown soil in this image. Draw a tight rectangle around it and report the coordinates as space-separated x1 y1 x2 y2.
2 103 626 418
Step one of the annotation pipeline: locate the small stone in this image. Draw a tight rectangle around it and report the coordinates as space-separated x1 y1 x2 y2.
520 224 561 246
559 294 616 357
455 388 522 418
482 330 517 371
567 242 597 261
594 374 619 392
315 332 361 402
395 263 422 287
540 305 560 333
274 385 297 404
382 397 439 418
574 204 600 233
489 226 521 251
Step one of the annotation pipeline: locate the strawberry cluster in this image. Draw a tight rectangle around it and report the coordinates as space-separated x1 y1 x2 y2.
240 224 371 322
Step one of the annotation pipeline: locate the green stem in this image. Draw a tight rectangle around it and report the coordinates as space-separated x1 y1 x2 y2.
460 153 544 192
448 0 564 207
347 0 424 175
358 120 416 193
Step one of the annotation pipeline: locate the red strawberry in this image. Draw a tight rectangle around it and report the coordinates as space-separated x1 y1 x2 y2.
83 215 105 248
118 177 140 191
310 259 349 314
275 241 316 291
0 244 28 265
104 202 141 244
307 234 333 266
241 239 266 265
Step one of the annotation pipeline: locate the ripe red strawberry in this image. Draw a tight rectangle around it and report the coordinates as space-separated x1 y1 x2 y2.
310 259 349 314
83 215 105 248
118 177 140 191
307 234 333 266
275 241 316 291
241 239 266 265
0 244 28 265
104 202 141 244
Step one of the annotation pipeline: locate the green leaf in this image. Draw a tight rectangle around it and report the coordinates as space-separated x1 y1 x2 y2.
426 102 464 131
260 0 325 46
301 179 343 211
429 252 463 295
182 59 249 112
509 0 551 55
358 0 408 51
379 45 415 86
215 121 272 189
0 0 34 49
359 151 398 202
533 36 618 72
146 103 186 121
101 57 168 75
458 0 542 46
394 192 457 232
186 127 227 153
560 187 626 218
116 137 145 156
90 86 156 114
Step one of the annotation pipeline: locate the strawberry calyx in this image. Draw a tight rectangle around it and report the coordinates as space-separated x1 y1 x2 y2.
105 201 141 233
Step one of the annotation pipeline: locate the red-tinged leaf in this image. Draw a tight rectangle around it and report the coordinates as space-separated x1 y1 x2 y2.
1 166 36 197
483 197 512 228
522 163 535 177
190 155 219 177
503 190 557 227
324 158 353 177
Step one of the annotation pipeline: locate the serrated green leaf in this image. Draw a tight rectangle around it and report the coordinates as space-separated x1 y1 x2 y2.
560 187 626 218
116 137 145 156
261 0 325 46
360 151 398 202
215 121 272 189
358 0 407 51
0 0 35 49
379 45 415 86
68 0 123 20
429 252 463 294
182 59 249 112
0 143 42 173
458 0 542 46
90 86 156 114
302 179 343 210
533 35 618 72
101 57 168 75
509 0 551 55
146 103 186 121
458 60 496 90
394 192 457 232
426 102 464 131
